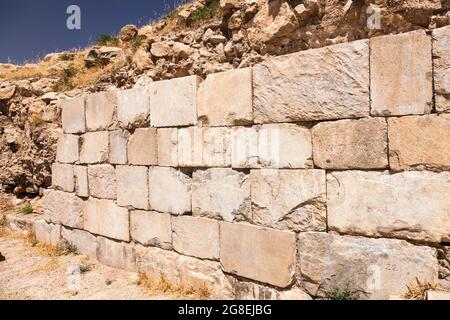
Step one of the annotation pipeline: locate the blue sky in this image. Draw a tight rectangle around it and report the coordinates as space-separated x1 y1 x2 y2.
0 0 187 64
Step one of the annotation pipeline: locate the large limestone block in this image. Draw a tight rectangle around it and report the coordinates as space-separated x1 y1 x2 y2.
220 222 297 288
253 40 369 123
130 210 172 249
43 189 83 229
85 91 117 131
433 26 450 113
312 118 388 169
56 134 79 164
231 126 259 168
127 128 158 165
117 86 151 127
97 236 136 271
192 168 251 222
74 165 89 197
80 132 109 164
370 30 433 116
148 167 191 215
61 227 97 258
298 232 439 300
198 68 253 126
327 171 450 243
52 163 74 192
61 96 86 134
157 128 178 167
88 164 116 200
35 220 61 246
150 75 199 127
109 130 128 165
116 166 149 210
83 198 130 241
388 115 450 171
172 216 219 260
251 169 326 232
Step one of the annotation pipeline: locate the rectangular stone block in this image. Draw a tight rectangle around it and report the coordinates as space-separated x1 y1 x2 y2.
117 86 151 127
127 128 158 165
52 163 74 192
85 91 117 131
253 40 369 123
61 227 97 258
88 164 116 200
61 96 86 134
35 220 61 246
83 198 130 241
80 131 109 164
150 75 199 127
74 165 89 197
116 166 149 210
172 216 219 260
43 189 83 229
157 128 178 167
433 26 450 113
220 222 296 288
312 118 388 169
230 126 259 168
298 232 439 300
251 169 326 232
56 134 79 164
197 68 253 126
328 171 450 243
370 30 433 116
427 290 450 300
130 210 172 249
109 130 128 165
148 167 191 215
388 114 450 171
97 236 136 271
192 168 251 222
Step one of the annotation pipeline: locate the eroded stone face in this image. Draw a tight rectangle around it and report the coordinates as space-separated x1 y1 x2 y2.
85 91 117 131
327 170 450 243
109 130 128 165
157 128 178 167
52 163 74 192
117 87 151 127
116 166 149 210
88 164 116 200
61 227 97 258
43 189 83 229
298 232 439 300
370 30 433 116
432 26 450 113
35 220 61 246
56 134 79 164
80 132 109 164
61 96 86 134
97 236 136 271
130 210 172 249
74 165 89 197
127 128 158 165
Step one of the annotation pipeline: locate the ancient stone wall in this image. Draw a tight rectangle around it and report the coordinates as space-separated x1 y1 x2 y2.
38 27 450 300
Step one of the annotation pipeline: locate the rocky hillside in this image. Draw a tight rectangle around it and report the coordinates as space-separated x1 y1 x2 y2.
0 0 449 196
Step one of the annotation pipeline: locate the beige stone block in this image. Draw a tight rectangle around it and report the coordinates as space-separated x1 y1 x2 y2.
88 164 116 200
116 166 149 210
109 130 128 165
43 189 83 229
312 118 388 169
433 26 450 113
220 222 296 288
85 91 117 131
74 165 89 197
117 86 151 127
52 163 74 192
127 128 158 165
427 290 450 300
61 96 86 134
230 126 259 168
61 227 97 258
370 30 433 116
130 210 172 249
327 170 450 243
157 128 178 167
80 131 109 164
35 220 61 246
56 134 79 164
97 236 136 271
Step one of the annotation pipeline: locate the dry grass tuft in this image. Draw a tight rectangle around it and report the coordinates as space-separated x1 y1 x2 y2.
31 258 60 274
404 278 437 300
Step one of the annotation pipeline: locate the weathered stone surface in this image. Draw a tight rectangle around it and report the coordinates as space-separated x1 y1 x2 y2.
433 26 450 113
253 40 369 123
150 76 199 127
157 128 178 167
52 163 74 192
80 132 109 164
312 118 388 169
127 128 158 165
35 220 61 246
427 290 450 300
117 86 151 127
388 115 450 171
109 130 128 165
327 171 450 243
61 96 86 134
43 189 83 229
198 68 253 126
231 126 259 168
251 169 326 232
370 30 433 116
220 222 296 288
88 164 116 200
148 167 191 215
61 227 97 258
116 166 149 210
97 236 136 271
130 210 172 249
298 232 439 300
192 168 251 222
172 216 219 260
83 198 129 241
85 91 117 131
74 165 89 197
56 134 79 164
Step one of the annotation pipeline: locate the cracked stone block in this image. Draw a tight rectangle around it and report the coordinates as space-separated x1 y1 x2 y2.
61 96 86 134
97 236 136 271
433 26 450 113
43 189 83 229
52 163 74 192
251 169 326 232
117 86 151 127
172 216 220 260
88 164 116 200
130 210 172 249
116 166 149 210
74 165 89 197
192 168 251 222
35 220 61 246
85 91 117 131
198 68 253 126
80 132 109 164
157 128 178 167
56 134 79 164
127 128 158 165
298 232 439 300
109 130 128 165
327 170 450 243
61 227 97 259
370 30 433 116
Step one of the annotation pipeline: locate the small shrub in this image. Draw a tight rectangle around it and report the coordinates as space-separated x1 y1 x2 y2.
131 35 146 52
52 66 76 91
326 287 356 300
97 34 120 47
404 278 437 300
20 203 34 215
163 7 181 21
59 52 74 61
78 263 92 274
187 0 220 27
56 239 78 256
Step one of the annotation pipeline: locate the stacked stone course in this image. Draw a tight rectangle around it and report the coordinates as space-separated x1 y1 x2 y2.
40 27 450 300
